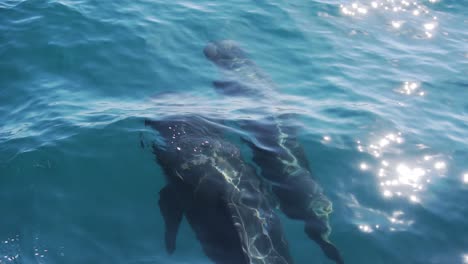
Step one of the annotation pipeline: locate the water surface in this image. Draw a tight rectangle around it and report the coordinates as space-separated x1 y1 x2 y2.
1 0 467 263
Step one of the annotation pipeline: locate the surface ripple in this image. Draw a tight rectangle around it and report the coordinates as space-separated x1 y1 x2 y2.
1 0 467 263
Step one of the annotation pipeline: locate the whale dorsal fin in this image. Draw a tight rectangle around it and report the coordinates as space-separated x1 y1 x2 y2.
159 184 185 255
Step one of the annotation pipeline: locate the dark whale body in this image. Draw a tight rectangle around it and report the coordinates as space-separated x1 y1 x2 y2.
204 40 344 264
145 116 293 264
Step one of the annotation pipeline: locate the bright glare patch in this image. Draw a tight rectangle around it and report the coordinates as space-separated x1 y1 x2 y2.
360 163 369 170
358 7 368 14
398 82 423 96
378 168 385 177
409 195 420 203
463 254 468 264
379 138 390 147
323 136 331 142
434 161 446 170
396 164 425 186
341 6 355 16
383 190 393 198
392 21 403 28
359 224 373 233
424 23 436 30
340 0 439 39
357 132 450 205
463 174 468 184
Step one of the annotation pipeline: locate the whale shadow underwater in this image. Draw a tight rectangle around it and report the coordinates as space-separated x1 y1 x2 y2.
145 40 344 264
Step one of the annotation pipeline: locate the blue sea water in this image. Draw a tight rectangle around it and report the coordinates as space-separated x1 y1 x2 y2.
1 0 467 263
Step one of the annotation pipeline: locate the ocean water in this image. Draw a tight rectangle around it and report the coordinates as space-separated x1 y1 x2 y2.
1 0 467 263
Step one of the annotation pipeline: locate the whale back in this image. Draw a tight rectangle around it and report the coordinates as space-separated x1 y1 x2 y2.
204 40 274 97
146 116 294 264
203 41 344 264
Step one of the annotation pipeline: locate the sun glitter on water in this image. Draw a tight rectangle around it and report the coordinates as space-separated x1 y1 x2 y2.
396 82 425 96
357 132 448 204
339 0 439 39
463 173 468 184
348 194 415 234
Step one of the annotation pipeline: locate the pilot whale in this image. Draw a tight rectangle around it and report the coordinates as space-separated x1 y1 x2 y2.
145 116 293 264
204 40 344 264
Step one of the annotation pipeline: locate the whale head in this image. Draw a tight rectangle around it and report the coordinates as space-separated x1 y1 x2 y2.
204 40 250 70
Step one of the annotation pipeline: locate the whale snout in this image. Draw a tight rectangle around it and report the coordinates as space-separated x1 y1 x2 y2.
203 40 247 69
203 42 219 61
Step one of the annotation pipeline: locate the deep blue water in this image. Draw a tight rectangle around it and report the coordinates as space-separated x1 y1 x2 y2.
1 0 467 263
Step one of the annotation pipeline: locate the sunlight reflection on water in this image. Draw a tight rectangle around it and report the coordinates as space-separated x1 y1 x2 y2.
357 132 448 204
396 82 425 96
0 235 20 263
339 0 439 39
347 193 415 234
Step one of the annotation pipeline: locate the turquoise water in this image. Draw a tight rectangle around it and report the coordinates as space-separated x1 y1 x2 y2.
1 0 467 263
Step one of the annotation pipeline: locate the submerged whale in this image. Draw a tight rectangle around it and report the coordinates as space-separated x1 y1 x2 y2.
204 40 344 264
145 116 293 264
